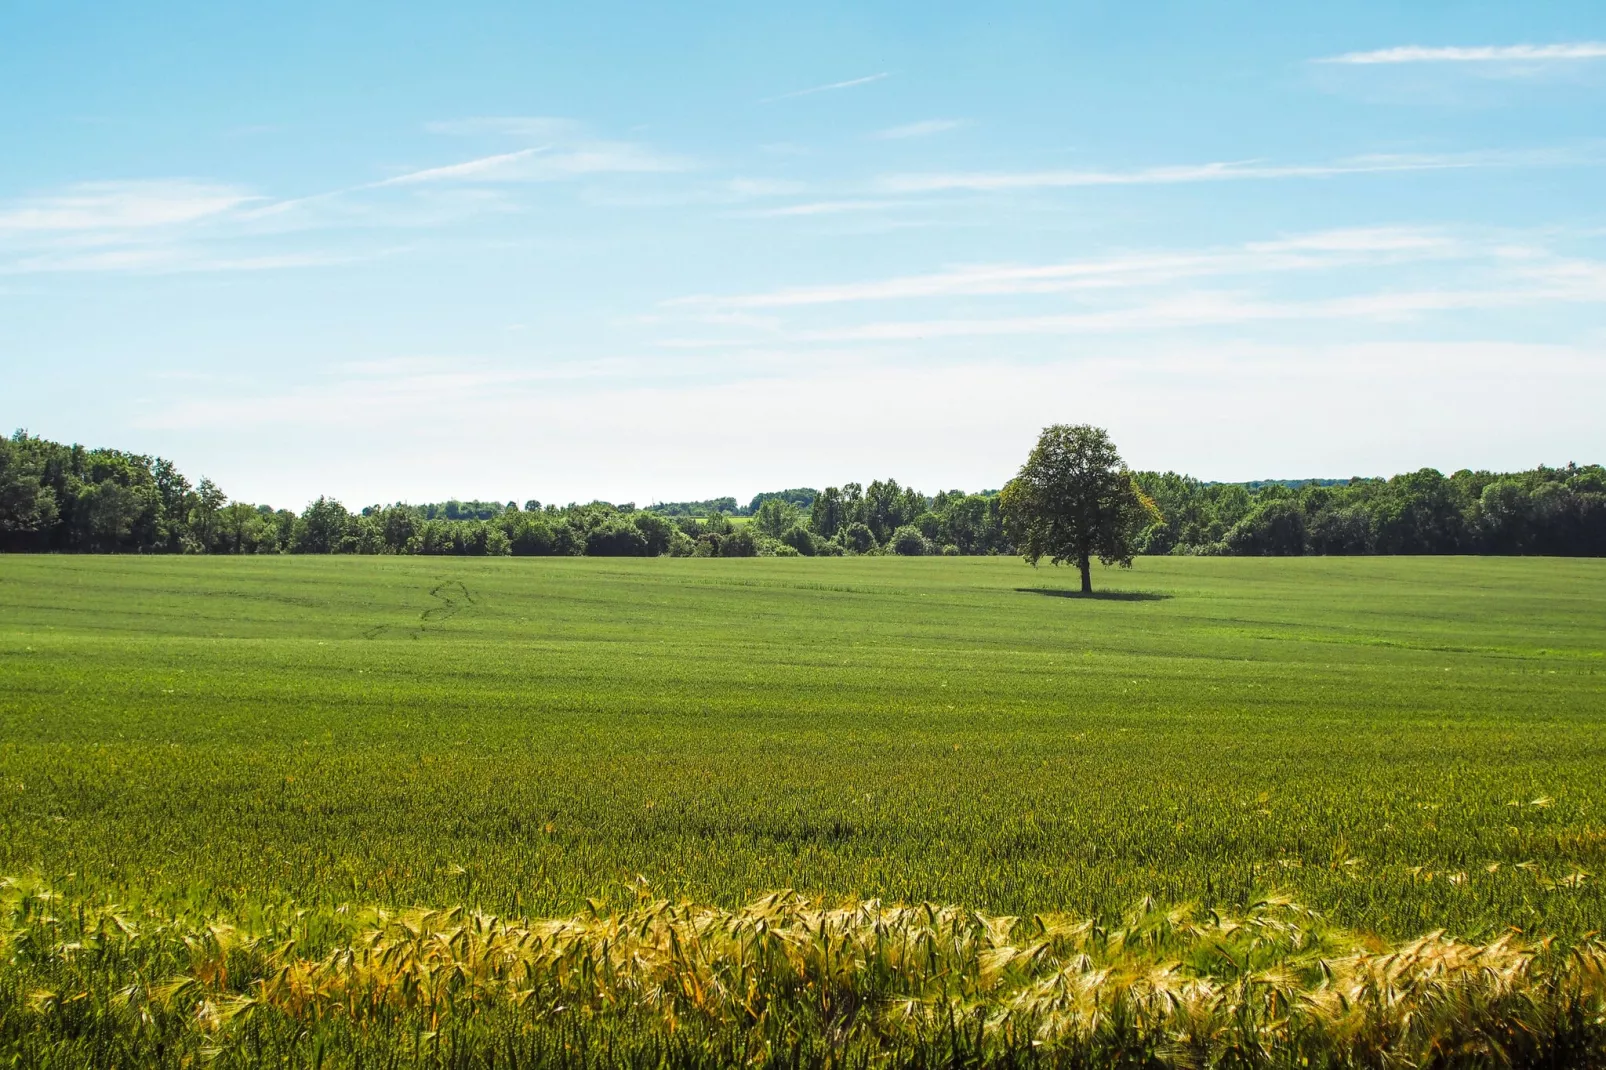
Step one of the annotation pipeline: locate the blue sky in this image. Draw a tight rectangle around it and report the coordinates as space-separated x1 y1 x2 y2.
3 2 1604 507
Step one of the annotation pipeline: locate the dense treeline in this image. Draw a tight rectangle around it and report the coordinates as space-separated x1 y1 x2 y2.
1134 466 1606 557
2 430 1602 557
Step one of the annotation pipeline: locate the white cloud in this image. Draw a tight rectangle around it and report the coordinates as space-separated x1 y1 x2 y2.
373 143 685 187
669 227 1458 309
761 72 889 102
873 119 965 140
740 199 910 218
373 148 547 186
0 180 254 232
787 284 1599 342
1320 43 1606 64
727 177 810 197
877 154 1505 193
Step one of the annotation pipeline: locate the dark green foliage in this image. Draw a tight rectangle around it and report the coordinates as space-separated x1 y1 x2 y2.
752 498 801 538
891 524 927 555
840 521 876 553
1133 463 1606 558
1223 500 1307 556
4 430 1604 559
718 527 758 557
648 496 739 518
1000 425 1157 592
779 524 817 555
746 487 817 514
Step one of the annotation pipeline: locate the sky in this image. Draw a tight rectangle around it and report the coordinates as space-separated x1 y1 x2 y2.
2 1 1604 508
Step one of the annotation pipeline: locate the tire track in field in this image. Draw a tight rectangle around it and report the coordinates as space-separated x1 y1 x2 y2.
363 580 476 639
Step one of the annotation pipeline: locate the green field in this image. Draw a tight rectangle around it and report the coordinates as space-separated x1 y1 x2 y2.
2 553 1602 939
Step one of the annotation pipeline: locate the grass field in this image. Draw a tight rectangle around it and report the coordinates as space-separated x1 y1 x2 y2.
1 553 1602 938
4 554 1606 1066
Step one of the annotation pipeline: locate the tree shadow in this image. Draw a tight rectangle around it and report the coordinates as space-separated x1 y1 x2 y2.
1015 587 1172 602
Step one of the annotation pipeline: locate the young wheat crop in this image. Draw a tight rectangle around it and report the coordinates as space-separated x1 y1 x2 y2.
4 875 1604 1068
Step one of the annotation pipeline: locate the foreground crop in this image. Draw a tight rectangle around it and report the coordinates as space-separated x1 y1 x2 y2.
5 877 1605 1069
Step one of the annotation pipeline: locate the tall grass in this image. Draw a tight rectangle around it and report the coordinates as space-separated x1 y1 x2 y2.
5 875 1604 1068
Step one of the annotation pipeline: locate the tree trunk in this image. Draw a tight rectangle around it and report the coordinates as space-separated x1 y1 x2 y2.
1079 554 1092 594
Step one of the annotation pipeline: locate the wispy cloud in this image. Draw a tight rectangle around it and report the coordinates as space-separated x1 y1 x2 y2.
740 199 910 218
373 148 547 186
1320 43 1606 65
877 153 1518 193
423 116 579 137
761 72 889 103
873 119 965 140
669 227 1459 309
373 144 687 187
726 177 809 198
790 282 1605 342
0 180 254 232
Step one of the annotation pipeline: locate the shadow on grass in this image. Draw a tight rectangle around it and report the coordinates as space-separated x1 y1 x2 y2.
1015 587 1172 602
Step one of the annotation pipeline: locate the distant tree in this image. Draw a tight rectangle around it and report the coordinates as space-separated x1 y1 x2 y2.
585 518 649 556
1223 500 1306 556
189 478 227 551
1000 424 1158 593
718 527 758 557
218 501 261 553
631 512 676 556
780 524 816 556
1372 469 1470 554
294 497 351 553
863 479 920 543
891 525 926 556
746 488 817 515
839 521 875 554
0 437 59 550
1306 506 1372 556
752 498 800 538
809 487 847 539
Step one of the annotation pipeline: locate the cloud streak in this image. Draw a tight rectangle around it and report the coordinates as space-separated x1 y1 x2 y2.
877 153 1517 193
761 72 889 102
1320 43 1606 64
669 227 1460 309
0 181 255 232
873 119 965 140
373 148 546 186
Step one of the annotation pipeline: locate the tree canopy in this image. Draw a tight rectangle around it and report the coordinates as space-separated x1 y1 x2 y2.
999 425 1159 592
2 428 1602 560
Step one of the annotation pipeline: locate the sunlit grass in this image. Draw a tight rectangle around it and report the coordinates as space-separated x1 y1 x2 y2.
0 554 1603 1063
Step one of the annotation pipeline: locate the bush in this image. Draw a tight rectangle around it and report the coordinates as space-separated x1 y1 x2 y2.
506 516 559 555
718 528 757 557
631 512 676 556
780 524 816 556
1223 501 1306 556
1308 506 1373 555
840 522 875 554
891 525 926 556
585 519 649 556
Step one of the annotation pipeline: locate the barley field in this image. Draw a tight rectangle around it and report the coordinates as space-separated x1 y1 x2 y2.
1 554 1604 1065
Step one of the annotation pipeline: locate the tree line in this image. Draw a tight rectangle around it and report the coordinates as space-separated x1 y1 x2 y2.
1134 465 1606 557
1 429 1601 558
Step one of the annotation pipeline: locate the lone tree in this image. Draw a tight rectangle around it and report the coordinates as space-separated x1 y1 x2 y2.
999 424 1159 593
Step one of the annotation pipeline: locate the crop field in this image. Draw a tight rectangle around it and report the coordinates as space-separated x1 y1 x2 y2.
1 554 1604 1065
